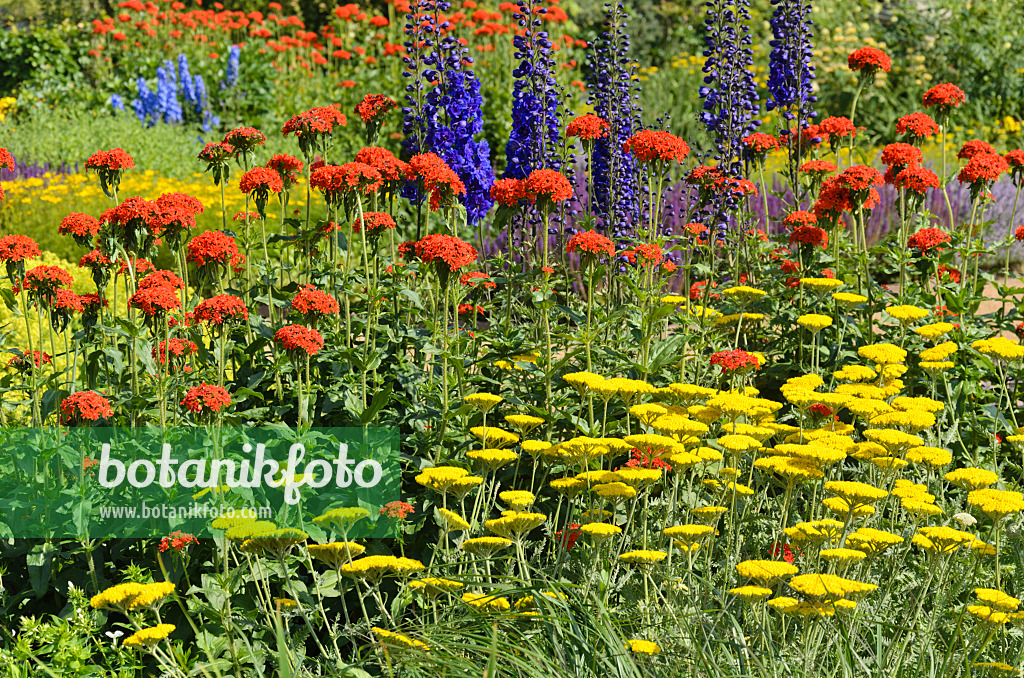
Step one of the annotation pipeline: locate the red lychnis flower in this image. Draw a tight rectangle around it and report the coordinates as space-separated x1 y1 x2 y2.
275 324 325 356
835 165 884 194
352 211 396 238
283 106 348 158
847 47 891 74
85 148 135 197
198 141 234 164
622 130 689 163
907 227 951 255
880 143 923 184
0 148 14 171
24 265 74 302
555 523 582 551
407 153 466 211
957 153 1009 198
415 234 478 282
783 211 818 229
896 112 940 143
789 225 829 249
266 154 304 190
194 295 249 325
740 132 779 162
311 163 383 207
1016 225 1024 242
239 166 284 217
58 213 102 247
379 501 415 519
159 530 198 552
958 140 996 161
60 391 114 426
138 270 185 292
187 230 239 269
8 350 51 372
461 271 496 289
818 116 858 151
355 94 398 123
290 285 339 323
151 193 204 244
99 196 161 255
800 160 836 176
566 113 609 141
894 166 940 196
566 230 614 262
923 84 966 116
524 168 573 210
223 126 267 155
353 147 409 186
182 384 232 415
129 285 181 318
489 178 532 207
0 235 39 265
153 337 199 368
710 349 760 374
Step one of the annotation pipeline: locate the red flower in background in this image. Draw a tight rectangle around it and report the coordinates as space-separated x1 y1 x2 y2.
799 160 836 176
353 147 408 183
524 168 573 207
907 227 951 255
379 501 415 519
0 148 14 171
266 153 304 189
275 324 325 356
783 211 818 229
847 47 891 74
355 94 398 124
8 351 52 372
85 148 135 172
894 166 940 195
555 523 582 551
182 384 232 415
957 140 996 161
710 349 760 374
194 295 249 325
461 271 496 289
129 285 181 317
923 83 965 114
406 153 465 210
153 337 199 368
566 230 614 260
789 225 829 249
0 235 41 264
138 270 185 291
60 391 113 426
352 211 396 238
187 230 239 269
223 126 267 154
415 234 478 277
622 130 689 163
159 531 198 552
290 285 340 321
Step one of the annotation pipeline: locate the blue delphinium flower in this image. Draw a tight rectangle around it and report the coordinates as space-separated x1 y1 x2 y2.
133 77 157 126
586 3 643 237
700 0 761 176
401 0 493 225
226 45 241 88
156 61 183 124
766 0 816 126
503 0 566 179
110 94 124 112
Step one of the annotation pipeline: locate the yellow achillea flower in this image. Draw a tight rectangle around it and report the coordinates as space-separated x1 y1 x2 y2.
448 476 484 500
797 313 833 333
580 522 622 542
461 537 513 557
619 549 668 566
735 559 798 584
243 528 309 559
462 592 511 612
91 582 175 612
857 343 907 365
833 365 877 382
485 512 547 539
224 521 278 541
392 558 426 577
616 468 663 489
846 528 903 556
922 360 955 373
504 414 545 435
824 481 887 507
721 422 774 441
594 482 638 502
409 577 464 599
785 519 842 546
307 542 366 568
717 434 762 453
862 428 924 454
626 639 661 655
713 312 767 327
971 539 998 556
870 410 936 434
800 277 844 292
788 573 877 601
973 336 1024 362
663 524 715 550
660 294 687 305
968 605 1010 627
914 322 955 340
848 441 887 461
945 467 999 491
819 548 867 565
691 506 728 523
703 479 755 496
495 352 540 370
436 508 471 533
920 341 958 361
211 513 257 530
971 662 1018 676
754 456 823 485
550 477 587 497
766 596 800 612
914 526 975 554
729 585 773 602
521 440 555 458
723 285 767 302
822 497 875 518
498 490 536 510
668 383 716 405
630 403 668 427
122 624 175 648
975 588 1021 612
558 437 610 467
623 433 678 455
467 448 518 472
464 393 502 412
563 371 605 394
885 305 929 324
906 446 952 468
470 426 519 448
313 507 371 534
831 291 867 306
968 488 1024 521
415 466 470 492
902 498 943 519
372 627 429 651
274 598 298 609
341 556 400 583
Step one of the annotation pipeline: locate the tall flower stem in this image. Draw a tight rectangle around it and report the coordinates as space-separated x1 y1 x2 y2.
1003 183 1022 311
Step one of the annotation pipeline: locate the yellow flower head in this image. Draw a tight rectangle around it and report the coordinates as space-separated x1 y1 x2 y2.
307 541 366 568
461 537 514 557
470 426 519 448
885 305 929 324
436 508 471 533
619 549 668 565
465 393 503 412
122 624 175 648
797 313 833 333
914 322 955 340
372 627 430 652
467 448 519 472
462 592 511 612
735 559 798 584
626 639 661 655
580 522 622 542
858 343 907 366
945 467 999 491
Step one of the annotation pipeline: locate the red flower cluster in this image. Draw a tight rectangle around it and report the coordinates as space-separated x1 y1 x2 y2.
379 500 415 519
138 270 185 291
352 211 396 237
566 113 609 141
880 143 923 184
79 250 111 271
489 178 532 207
958 140 996 161
187 230 239 268
458 303 486 317
1016 224 1024 242
907 227 951 255
896 112 940 142
0 147 13 171
194 295 249 325
311 163 383 202
275 324 325 356
1006 149 1024 170
957 152 1009 186
153 337 199 367
414 234 478 275
355 94 398 123
683 222 709 239
282 106 348 138
24 265 74 298
847 47 891 74
631 243 663 266
198 141 234 164
266 154 304 187
818 116 858 141
461 271 496 289
524 168 573 206
622 130 689 163
566 230 615 260
129 285 181 317
8 350 52 372
182 384 232 415
224 126 267 153
58 213 101 242
0 234 41 263
894 166 940 195
621 446 672 471
353 147 408 182
690 279 719 301
936 265 961 284
835 165 883 193
555 522 582 551
923 83 966 113
741 132 780 155
710 349 760 374
239 166 284 195
291 285 340 320
59 390 113 426
783 211 818 229
159 530 198 552
789 225 829 249
85 148 135 172
409 153 469 212
151 193 204 239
